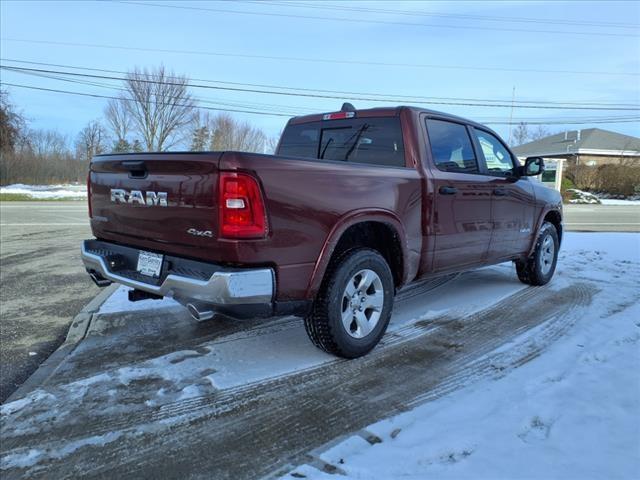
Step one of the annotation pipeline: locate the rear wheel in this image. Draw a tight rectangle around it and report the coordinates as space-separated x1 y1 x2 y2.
304 248 394 358
516 221 559 286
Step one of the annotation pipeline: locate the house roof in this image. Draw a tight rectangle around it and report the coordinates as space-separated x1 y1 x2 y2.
512 128 640 157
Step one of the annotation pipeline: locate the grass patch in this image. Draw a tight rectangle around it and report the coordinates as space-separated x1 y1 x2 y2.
0 193 85 201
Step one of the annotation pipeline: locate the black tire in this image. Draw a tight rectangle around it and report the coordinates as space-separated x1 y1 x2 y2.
304 248 395 358
516 221 559 286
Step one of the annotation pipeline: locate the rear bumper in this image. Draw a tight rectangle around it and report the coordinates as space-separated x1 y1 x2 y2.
81 239 274 308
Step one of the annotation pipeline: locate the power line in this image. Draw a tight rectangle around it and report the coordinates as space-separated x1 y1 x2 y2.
14 68 639 124
118 1 639 38
3 65 640 112
4 58 638 108
2 81 638 126
3 38 638 78
7 68 307 115
248 0 638 29
0 82 293 117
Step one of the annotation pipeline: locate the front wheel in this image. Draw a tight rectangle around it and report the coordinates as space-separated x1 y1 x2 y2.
304 248 395 358
515 221 559 286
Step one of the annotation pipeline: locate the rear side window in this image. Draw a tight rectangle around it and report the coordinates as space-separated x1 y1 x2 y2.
277 117 405 168
425 119 478 174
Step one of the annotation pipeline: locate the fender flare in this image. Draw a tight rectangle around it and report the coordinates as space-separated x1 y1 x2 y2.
305 209 411 299
528 207 563 257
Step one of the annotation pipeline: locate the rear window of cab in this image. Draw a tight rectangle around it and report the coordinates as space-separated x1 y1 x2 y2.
277 117 406 168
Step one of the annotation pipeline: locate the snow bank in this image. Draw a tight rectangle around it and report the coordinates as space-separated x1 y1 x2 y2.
568 188 640 205
286 233 640 480
567 188 600 204
600 198 640 206
0 183 87 199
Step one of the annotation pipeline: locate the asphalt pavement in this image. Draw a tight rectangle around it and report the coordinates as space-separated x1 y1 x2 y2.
563 204 640 232
0 202 99 402
0 201 637 403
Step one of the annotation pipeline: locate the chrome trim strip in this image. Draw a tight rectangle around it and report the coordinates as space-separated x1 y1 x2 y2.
81 243 274 305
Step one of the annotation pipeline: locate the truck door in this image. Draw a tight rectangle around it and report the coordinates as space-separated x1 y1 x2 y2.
424 118 494 272
471 128 537 259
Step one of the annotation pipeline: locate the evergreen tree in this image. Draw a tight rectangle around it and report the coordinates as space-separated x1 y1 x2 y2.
112 138 131 153
190 126 209 151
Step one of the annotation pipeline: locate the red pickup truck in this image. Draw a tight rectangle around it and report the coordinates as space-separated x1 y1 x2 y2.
82 104 562 358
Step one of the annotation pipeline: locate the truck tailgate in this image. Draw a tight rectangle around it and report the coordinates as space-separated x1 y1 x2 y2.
89 153 222 251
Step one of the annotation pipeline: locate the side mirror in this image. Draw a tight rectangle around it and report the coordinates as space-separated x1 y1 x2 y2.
523 157 545 176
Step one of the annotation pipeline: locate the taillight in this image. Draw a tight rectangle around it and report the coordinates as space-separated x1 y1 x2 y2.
218 172 267 239
87 171 92 219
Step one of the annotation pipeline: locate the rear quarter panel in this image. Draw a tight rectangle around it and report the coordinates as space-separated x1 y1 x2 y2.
219 152 423 301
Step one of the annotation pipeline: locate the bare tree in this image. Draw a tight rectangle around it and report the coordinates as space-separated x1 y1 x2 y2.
0 90 27 155
511 122 530 147
75 120 109 162
510 122 553 147
2 128 85 184
120 65 197 151
187 112 267 152
209 113 266 152
265 131 282 154
28 129 69 158
530 125 551 141
104 97 132 152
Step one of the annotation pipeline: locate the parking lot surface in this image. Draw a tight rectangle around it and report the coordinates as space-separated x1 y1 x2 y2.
0 202 98 402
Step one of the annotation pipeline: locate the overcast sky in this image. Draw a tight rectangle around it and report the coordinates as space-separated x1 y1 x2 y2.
1 0 639 145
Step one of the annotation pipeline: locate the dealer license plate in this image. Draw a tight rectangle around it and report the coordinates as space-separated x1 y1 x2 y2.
136 251 163 278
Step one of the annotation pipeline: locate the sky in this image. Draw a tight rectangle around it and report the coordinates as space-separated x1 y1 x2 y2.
1 0 639 147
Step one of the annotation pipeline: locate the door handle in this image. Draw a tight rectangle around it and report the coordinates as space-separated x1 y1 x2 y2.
439 186 458 195
493 188 508 196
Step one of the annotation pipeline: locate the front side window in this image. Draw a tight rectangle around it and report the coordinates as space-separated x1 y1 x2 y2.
425 119 478 173
473 129 515 176
277 117 405 168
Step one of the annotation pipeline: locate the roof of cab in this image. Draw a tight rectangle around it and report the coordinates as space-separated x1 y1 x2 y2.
288 105 487 130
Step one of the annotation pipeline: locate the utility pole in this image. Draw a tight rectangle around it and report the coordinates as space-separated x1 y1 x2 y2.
507 86 515 145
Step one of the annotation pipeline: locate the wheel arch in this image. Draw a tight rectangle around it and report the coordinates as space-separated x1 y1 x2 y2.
306 210 410 299
528 207 563 256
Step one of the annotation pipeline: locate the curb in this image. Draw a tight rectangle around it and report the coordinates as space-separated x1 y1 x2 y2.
5 284 119 404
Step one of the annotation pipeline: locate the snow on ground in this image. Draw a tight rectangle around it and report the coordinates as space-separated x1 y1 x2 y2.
97 285 180 315
93 269 527 391
600 198 640 206
0 183 86 199
285 233 640 480
568 188 640 205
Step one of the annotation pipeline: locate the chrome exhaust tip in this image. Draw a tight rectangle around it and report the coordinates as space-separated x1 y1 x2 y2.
187 303 214 322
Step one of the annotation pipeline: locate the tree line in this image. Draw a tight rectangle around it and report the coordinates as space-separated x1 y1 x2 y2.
0 65 277 185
